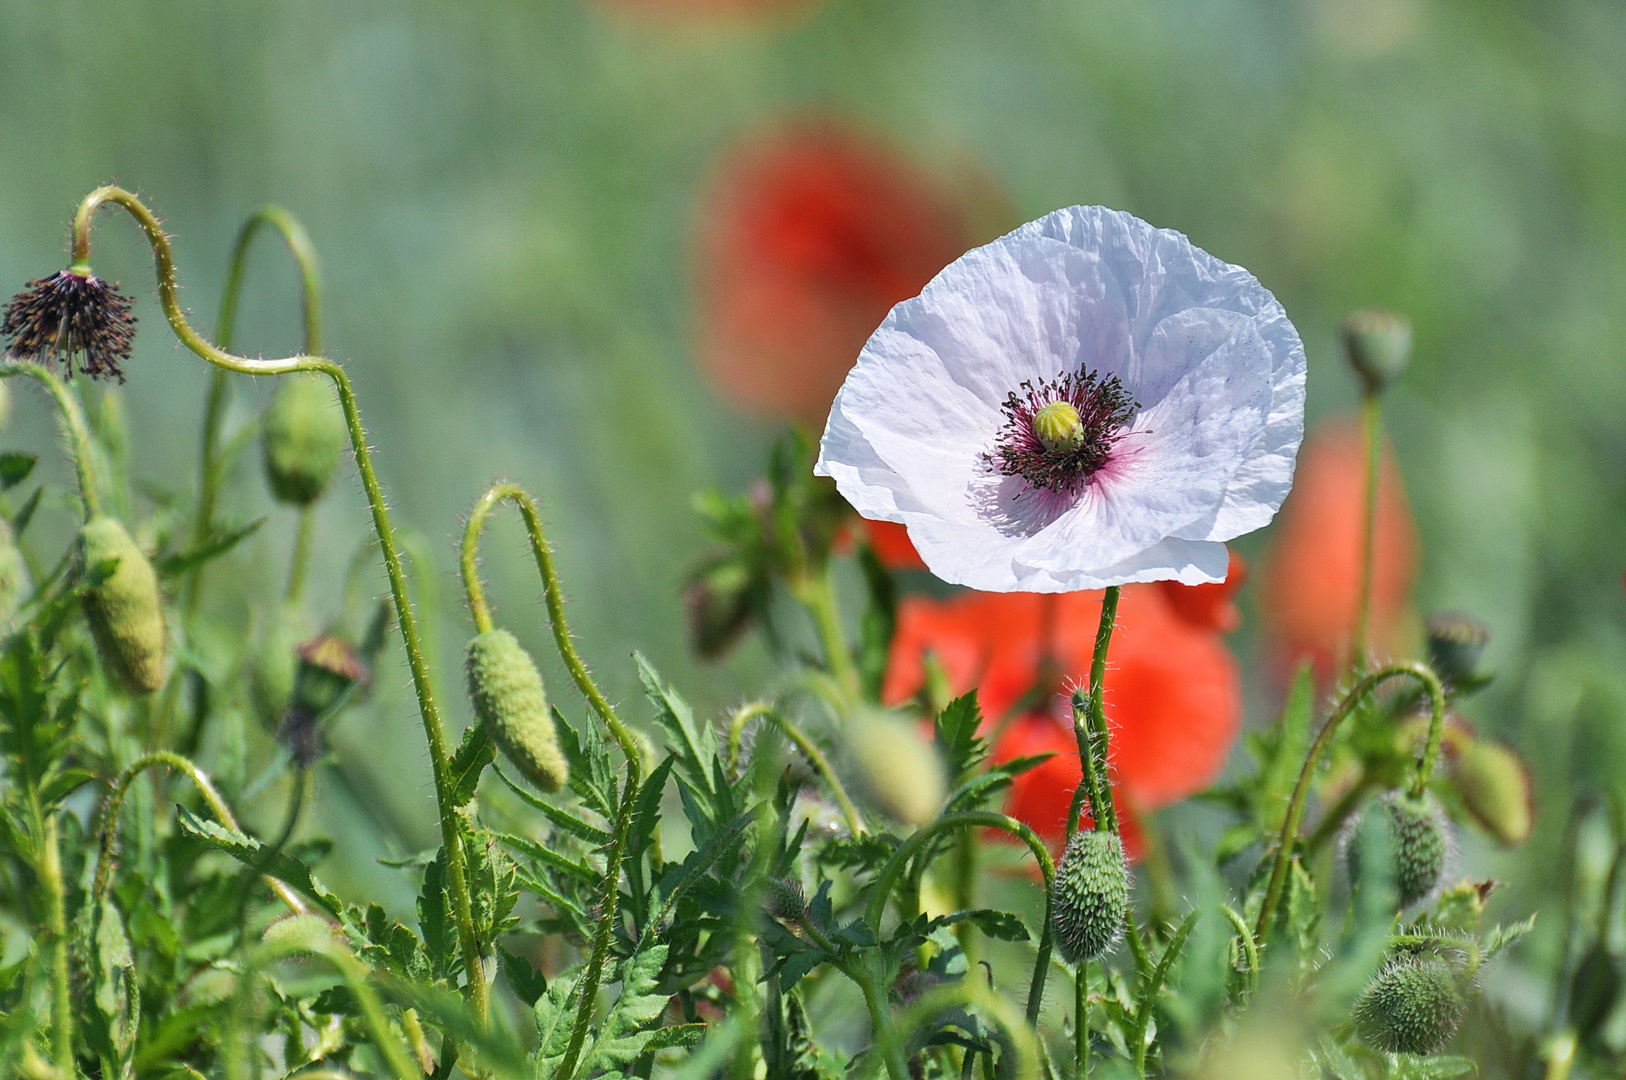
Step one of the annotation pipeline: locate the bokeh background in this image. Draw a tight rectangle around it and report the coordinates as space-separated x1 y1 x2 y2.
1 0 1623 982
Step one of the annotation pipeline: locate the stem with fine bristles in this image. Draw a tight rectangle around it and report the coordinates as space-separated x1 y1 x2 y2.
1352 390 1382 671
0 363 99 519
69 185 487 1022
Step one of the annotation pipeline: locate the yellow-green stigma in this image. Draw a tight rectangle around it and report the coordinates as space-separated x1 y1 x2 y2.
1032 400 1085 452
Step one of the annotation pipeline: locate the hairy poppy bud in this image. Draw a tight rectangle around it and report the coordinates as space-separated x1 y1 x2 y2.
764 876 806 923
261 372 345 506
1450 737 1532 847
261 914 337 955
1341 309 1412 394
0 518 29 632
466 629 568 792
1051 830 1129 965
849 710 944 826
1352 956 1465 1054
292 634 369 718
1426 611 1490 688
1346 791 1451 908
78 516 167 694
684 559 758 660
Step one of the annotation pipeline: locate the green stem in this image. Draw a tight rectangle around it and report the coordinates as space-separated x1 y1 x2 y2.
462 483 639 771
27 785 72 1080
1075 963 1089 1080
894 979 1041 1080
236 767 311 932
1352 390 1382 672
1253 660 1446 945
791 568 858 697
285 507 314 602
71 186 486 1023
1068 588 1120 836
726 701 864 835
0 363 99 518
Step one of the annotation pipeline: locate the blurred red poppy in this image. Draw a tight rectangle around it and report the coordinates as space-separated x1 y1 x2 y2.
596 0 822 19
695 121 970 423
883 574 1243 854
861 519 927 571
1259 416 1417 677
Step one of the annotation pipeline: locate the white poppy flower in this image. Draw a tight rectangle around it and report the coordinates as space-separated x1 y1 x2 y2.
815 205 1306 593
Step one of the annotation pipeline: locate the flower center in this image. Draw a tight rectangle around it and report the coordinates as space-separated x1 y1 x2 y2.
989 370 1138 497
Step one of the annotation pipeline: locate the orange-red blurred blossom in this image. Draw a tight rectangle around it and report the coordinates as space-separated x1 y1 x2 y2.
1259 416 1418 679
879 526 1247 858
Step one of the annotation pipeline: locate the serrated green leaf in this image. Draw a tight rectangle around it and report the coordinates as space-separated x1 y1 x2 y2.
173 806 341 917
450 722 494 806
580 944 672 1072
500 945 549 1007
1257 663 1314 832
934 692 986 781
155 517 265 577
494 761 612 845
0 452 36 490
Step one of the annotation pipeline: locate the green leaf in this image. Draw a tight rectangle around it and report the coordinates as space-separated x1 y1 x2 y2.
1256 663 1314 832
580 944 672 1073
531 969 583 1079
37 766 95 807
417 851 454 977
500 945 549 1007
494 761 612 845
172 805 341 916
644 1023 707 1052
450 723 494 806
155 517 266 577
637 653 716 796
8 485 41 535
934 692 986 781
497 832 600 887
932 908 1030 943
0 452 36 490
1482 913 1537 959
856 542 897 701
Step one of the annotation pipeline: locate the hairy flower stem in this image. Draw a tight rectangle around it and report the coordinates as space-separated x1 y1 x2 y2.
286 507 314 601
790 568 858 698
1075 963 1090 1080
1253 660 1446 945
69 186 487 1021
1352 389 1383 672
725 701 864 835
894 980 1041 1080
864 811 1057 1023
189 205 322 616
0 363 100 518
1067 587 1120 836
26 784 72 1080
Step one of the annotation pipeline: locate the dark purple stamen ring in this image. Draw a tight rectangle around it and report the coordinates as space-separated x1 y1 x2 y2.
989 369 1138 497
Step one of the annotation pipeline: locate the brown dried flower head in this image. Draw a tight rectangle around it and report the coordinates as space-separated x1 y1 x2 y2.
2 268 136 381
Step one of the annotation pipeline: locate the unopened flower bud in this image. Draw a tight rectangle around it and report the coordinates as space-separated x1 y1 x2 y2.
1346 791 1451 908
1352 956 1466 1055
1432 879 1499 931
1051 830 1129 965
249 606 304 730
684 560 757 661
292 634 369 718
261 914 337 955
1342 309 1412 393
1426 612 1490 687
261 372 345 506
1032 401 1086 453
0 518 30 633
1450 737 1532 847
764 876 806 923
78 516 167 694
466 629 568 792
849 710 945 826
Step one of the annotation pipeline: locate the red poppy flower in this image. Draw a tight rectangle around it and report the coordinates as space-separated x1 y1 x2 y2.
861 519 927 571
1258 416 1417 677
595 0 822 19
883 576 1243 854
695 121 970 423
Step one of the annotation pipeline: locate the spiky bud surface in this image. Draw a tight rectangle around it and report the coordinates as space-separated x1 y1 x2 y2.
849 710 945 826
1051 830 1129 965
1352 956 1465 1055
1346 791 1450 908
466 629 568 792
0 518 30 633
1451 738 1532 847
261 372 345 506
764 876 806 923
78 516 167 694
1341 308 1412 393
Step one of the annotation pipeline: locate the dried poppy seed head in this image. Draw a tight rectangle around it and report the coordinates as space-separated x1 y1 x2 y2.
2 269 136 381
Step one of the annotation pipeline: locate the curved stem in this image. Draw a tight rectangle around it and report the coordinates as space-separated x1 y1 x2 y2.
893 979 1041 1080
1075 963 1090 1080
1253 661 1446 944
462 483 639 772
93 750 308 914
727 701 864 835
863 811 1056 1024
0 363 99 518
1352 390 1382 671
71 187 485 1022
26 784 72 1080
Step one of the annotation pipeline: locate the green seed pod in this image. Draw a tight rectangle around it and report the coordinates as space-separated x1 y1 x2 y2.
78 516 167 695
0 517 30 633
1352 956 1466 1055
261 913 337 955
1341 308 1413 393
260 372 345 506
1450 737 1533 847
466 629 568 792
1051 830 1130 965
849 709 945 827
1346 791 1450 908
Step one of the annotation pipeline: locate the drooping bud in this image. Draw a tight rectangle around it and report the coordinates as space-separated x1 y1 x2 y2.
1425 612 1490 688
1345 791 1450 908
465 629 568 792
1032 400 1086 453
279 633 370 766
849 709 945 827
1051 830 1130 965
1450 737 1533 847
1341 309 1412 393
260 372 346 506
77 516 167 694
0 518 30 633
1352 956 1466 1055
2 268 137 381
684 559 757 660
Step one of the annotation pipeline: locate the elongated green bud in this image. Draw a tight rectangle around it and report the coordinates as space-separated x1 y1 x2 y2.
466 629 568 792
849 710 945 826
78 516 167 694
0 518 30 633
1352 956 1465 1054
1051 830 1129 965
250 605 305 730
1346 791 1450 908
1450 737 1532 848
261 372 345 506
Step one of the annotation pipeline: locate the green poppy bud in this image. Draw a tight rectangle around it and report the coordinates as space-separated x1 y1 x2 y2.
78 516 167 695
1352 956 1465 1055
0 518 30 633
1341 309 1413 393
466 629 568 792
1346 791 1450 908
261 913 337 955
292 634 369 718
849 710 945 827
764 876 806 923
261 372 345 506
1051 830 1129 965
1426 611 1490 688
1450 737 1532 847
249 606 305 730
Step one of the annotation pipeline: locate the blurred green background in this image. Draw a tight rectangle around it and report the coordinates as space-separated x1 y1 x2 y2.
0 0 1623 963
